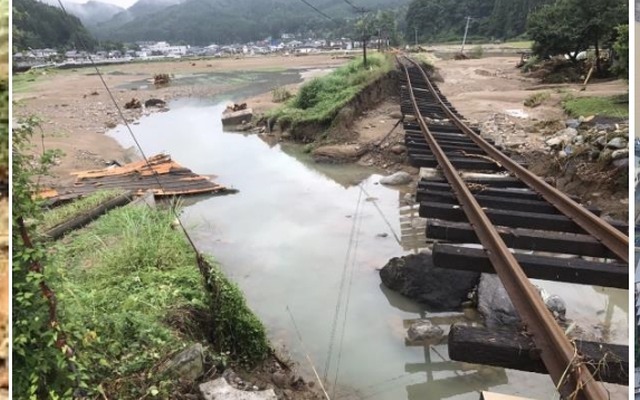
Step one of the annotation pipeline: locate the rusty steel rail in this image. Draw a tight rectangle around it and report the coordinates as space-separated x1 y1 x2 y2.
405 57 628 263
398 56 608 400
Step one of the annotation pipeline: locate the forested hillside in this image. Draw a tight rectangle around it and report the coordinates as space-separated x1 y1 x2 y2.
92 0 410 44
405 0 552 42
14 0 96 51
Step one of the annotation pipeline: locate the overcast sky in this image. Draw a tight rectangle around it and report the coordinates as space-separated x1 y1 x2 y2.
69 0 137 8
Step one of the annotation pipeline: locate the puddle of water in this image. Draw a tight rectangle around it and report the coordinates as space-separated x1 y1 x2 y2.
107 77 627 399
504 109 529 119
116 69 301 92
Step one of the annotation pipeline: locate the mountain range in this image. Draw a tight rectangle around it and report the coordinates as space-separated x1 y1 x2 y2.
39 0 410 44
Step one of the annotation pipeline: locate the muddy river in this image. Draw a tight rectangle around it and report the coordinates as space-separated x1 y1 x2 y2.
108 72 628 399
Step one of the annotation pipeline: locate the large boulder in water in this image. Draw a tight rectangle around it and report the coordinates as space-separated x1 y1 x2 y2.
478 274 567 329
379 252 480 311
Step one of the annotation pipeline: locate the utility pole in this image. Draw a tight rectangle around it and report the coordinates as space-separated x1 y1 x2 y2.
461 16 472 54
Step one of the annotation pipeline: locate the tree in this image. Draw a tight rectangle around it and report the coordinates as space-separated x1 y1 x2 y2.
527 0 626 73
355 12 376 66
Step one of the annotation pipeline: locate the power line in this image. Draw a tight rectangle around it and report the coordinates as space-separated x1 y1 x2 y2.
342 0 367 13
55 0 200 253
297 0 336 21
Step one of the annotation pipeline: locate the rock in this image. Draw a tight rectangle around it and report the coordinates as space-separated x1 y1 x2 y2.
595 123 615 132
565 119 580 129
379 252 480 311
380 171 412 185
611 149 629 160
145 98 166 108
312 144 367 163
200 378 277 400
405 115 416 122
390 144 406 155
612 158 628 170
160 343 204 381
606 137 627 149
271 372 287 389
545 295 566 319
406 319 444 341
545 137 564 148
573 135 584 145
389 110 403 119
124 98 142 109
595 135 607 148
376 232 389 238
478 274 566 328
477 274 519 329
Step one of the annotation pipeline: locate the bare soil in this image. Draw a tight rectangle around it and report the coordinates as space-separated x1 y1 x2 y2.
13 55 349 186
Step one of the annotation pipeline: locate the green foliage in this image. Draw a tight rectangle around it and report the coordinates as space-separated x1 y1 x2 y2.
524 91 550 107
202 262 269 366
527 0 626 66
95 0 409 45
271 86 292 103
611 24 628 78
21 194 271 397
405 0 550 43
13 0 97 52
522 55 540 72
469 45 484 59
268 54 392 133
41 189 125 233
13 118 76 398
562 95 628 118
47 205 207 397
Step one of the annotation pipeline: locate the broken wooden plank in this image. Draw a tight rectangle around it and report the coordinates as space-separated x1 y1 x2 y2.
432 243 627 288
40 154 232 203
448 325 628 385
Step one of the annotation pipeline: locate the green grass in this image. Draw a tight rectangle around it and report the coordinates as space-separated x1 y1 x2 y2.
524 91 550 108
47 205 268 397
41 189 125 232
503 40 533 49
267 53 393 132
562 95 628 118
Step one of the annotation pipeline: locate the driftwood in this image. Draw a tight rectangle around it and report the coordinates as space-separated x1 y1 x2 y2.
43 191 134 240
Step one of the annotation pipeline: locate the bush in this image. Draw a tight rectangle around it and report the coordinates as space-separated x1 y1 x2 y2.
271 86 292 103
267 53 393 132
524 91 550 107
469 45 484 59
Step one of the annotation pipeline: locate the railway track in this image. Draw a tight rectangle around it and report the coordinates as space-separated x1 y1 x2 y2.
397 56 628 399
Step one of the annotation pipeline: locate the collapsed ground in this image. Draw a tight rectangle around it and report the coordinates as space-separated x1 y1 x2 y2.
13 51 629 399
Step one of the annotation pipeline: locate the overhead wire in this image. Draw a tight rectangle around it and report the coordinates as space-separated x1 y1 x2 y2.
331 182 366 397
323 184 364 382
297 0 336 21
55 0 200 253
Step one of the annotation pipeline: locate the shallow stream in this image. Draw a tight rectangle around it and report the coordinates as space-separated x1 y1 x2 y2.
108 70 628 400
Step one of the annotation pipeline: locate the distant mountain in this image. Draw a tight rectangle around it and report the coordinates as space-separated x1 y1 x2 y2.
92 0 182 36
14 0 97 51
38 0 124 27
92 0 410 44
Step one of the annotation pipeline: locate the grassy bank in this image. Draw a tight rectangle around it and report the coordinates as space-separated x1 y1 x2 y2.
46 202 268 397
41 189 125 232
267 53 393 134
562 94 628 118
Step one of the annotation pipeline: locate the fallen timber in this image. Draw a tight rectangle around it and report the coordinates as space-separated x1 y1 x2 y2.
397 55 628 398
39 154 233 204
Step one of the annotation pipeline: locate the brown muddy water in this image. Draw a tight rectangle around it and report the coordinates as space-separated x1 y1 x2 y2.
107 71 628 400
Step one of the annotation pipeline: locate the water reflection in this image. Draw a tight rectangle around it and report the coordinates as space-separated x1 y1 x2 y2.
107 89 627 399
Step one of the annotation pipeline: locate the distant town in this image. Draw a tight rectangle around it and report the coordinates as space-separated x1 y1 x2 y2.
14 34 391 70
